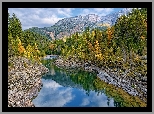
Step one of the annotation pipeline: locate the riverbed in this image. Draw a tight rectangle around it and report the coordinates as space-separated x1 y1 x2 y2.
32 59 147 107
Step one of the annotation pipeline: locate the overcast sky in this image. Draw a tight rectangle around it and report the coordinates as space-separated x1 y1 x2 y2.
8 8 124 30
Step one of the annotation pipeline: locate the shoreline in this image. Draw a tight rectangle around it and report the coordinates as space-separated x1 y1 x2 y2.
8 56 49 107
8 55 147 107
53 56 147 103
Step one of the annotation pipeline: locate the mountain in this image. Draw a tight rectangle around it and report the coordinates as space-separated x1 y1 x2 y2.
99 8 133 26
26 8 133 40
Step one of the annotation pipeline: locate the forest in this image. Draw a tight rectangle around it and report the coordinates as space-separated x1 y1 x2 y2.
8 8 147 80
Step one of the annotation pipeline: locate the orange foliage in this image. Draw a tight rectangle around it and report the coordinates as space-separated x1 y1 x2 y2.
18 43 25 54
140 36 145 40
49 44 55 50
88 42 94 51
106 27 114 45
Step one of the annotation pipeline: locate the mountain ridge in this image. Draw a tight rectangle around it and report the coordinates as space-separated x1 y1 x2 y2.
26 8 133 40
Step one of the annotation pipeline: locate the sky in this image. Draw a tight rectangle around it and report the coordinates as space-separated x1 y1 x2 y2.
32 79 115 107
8 8 124 30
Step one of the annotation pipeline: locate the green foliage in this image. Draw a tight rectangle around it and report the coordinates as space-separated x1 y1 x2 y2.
51 8 147 79
94 77 147 107
22 30 51 55
8 13 50 63
114 8 147 55
8 13 23 39
68 69 97 95
8 9 147 79
8 61 13 68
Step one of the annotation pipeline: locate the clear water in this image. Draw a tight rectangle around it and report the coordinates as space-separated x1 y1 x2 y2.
32 59 146 107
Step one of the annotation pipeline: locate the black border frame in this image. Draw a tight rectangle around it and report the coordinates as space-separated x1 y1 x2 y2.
3 2 152 112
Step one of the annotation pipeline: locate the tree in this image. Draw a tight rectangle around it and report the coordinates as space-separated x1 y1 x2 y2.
94 40 103 63
106 26 114 46
24 44 33 59
8 13 23 39
114 8 147 55
33 43 40 60
17 37 25 56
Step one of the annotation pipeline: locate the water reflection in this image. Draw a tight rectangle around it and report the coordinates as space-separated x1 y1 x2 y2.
79 91 115 107
33 79 115 107
32 59 146 107
33 79 75 107
49 65 56 76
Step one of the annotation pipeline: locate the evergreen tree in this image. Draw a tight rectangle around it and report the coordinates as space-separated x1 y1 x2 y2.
114 8 147 55
8 13 23 39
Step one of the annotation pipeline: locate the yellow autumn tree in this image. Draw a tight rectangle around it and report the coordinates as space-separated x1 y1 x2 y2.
91 30 95 38
23 43 41 63
62 36 67 42
33 43 40 61
94 40 103 61
23 44 33 59
17 37 25 56
49 44 56 50
88 42 94 52
106 26 114 45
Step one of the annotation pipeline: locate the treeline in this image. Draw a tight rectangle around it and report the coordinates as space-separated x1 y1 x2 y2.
8 8 147 78
49 8 147 78
8 13 52 62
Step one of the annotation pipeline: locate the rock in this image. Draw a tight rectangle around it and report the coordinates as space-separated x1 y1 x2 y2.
141 76 147 82
8 56 49 107
53 56 147 102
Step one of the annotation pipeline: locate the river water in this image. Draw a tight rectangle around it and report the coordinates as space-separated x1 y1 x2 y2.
32 59 146 107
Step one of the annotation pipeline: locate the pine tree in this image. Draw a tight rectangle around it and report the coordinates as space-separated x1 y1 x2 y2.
8 13 23 39
114 8 147 55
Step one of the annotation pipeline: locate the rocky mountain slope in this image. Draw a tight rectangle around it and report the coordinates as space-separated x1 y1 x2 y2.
27 8 133 40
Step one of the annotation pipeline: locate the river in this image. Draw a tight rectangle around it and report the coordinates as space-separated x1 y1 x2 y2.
32 58 146 107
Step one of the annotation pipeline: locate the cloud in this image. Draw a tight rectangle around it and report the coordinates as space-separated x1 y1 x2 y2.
32 79 75 107
80 91 115 107
57 8 74 17
41 15 62 25
90 92 115 107
8 8 115 30
80 8 114 16
80 98 90 106
32 79 115 107
8 8 74 30
42 79 62 89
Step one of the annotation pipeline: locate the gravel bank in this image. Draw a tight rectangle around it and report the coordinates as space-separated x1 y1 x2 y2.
53 57 147 103
8 56 49 107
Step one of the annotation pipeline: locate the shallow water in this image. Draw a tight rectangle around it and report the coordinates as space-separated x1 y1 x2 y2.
32 59 146 107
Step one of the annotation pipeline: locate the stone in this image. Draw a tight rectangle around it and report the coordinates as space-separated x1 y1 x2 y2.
8 56 49 107
53 56 147 101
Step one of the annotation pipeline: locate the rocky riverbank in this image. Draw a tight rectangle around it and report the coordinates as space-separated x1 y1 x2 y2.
8 56 49 107
53 56 147 103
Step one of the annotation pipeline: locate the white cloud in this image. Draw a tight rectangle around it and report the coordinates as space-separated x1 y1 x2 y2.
32 79 116 107
94 8 106 12
8 8 74 30
8 8 114 30
80 98 90 106
43 79 62 89
57 8 74 17
32 79 75 107
80 8 114 16
80 91 115 107
41 15 62 25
